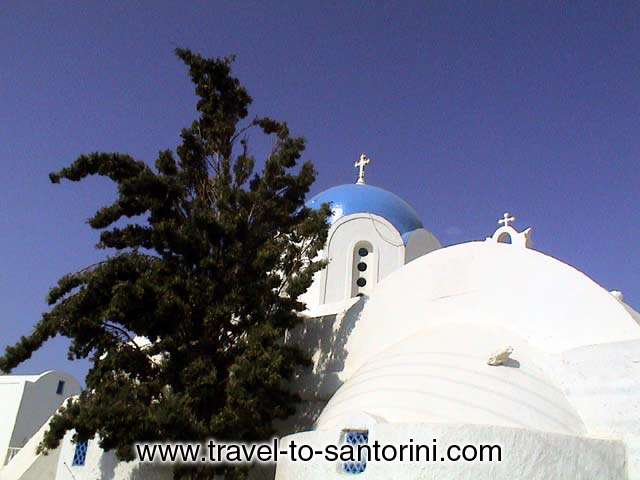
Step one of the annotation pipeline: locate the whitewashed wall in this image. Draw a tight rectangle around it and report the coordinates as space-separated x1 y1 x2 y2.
276 424 627 480
10 372 80 449
54 432 172 480
0 379 26 468
0 371 80 469
320 213 405 305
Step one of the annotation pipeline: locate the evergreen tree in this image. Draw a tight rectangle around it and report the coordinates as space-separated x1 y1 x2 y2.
0 49 329 479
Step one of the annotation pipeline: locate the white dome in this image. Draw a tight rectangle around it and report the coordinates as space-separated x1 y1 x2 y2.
286 229 640 479
313 239 640 436
340 241 640 378
316 324 586 435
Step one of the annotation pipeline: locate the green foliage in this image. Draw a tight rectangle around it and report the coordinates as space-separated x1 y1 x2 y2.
0 49 330 479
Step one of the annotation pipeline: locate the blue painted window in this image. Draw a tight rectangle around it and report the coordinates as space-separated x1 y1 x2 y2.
343 430 368 474
56 380 65 395
72 441 88 466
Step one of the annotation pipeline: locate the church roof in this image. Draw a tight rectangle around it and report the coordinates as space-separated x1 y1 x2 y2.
307 183 423 236
0 371 51 384
314 239 640 434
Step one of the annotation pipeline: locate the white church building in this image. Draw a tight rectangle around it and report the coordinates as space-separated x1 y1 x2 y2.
2 156 639 479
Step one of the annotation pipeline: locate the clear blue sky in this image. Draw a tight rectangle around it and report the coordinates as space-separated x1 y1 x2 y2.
1 1 639 383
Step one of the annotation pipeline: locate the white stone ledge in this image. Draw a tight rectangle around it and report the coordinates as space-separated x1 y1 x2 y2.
275 423 627 480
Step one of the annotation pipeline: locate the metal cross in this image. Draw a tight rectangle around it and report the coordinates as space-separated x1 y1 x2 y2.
498 212 515 227
354 154 371 185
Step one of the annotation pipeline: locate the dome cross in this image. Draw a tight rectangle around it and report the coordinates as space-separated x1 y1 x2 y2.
354 154 371 185
498 212 515 227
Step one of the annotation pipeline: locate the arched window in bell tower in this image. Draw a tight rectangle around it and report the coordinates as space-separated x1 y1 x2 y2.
351 241 375 297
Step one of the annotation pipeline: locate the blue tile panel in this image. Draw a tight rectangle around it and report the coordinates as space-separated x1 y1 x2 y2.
72 441 88 466
343 430 368 474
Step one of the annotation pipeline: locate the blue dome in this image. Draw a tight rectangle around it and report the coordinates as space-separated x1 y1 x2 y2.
307 184 423 238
